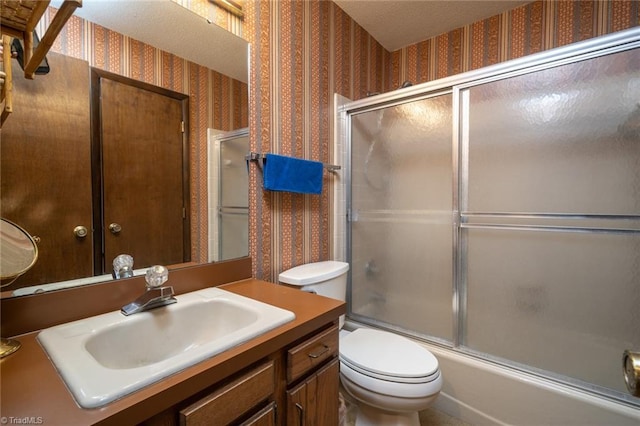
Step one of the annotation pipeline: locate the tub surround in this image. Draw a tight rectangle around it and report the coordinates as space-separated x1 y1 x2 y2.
0 260 345 425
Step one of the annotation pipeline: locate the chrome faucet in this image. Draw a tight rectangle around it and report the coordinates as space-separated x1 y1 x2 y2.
121 265 176 316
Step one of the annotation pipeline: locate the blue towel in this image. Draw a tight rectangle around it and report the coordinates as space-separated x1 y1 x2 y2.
263 154 323 195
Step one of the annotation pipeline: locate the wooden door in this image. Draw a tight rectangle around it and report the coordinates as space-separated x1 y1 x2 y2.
286 358 340 426
95 73 189 274
0 52 93 287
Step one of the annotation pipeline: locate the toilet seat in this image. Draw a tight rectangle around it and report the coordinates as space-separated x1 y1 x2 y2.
340 360 442 399
339 328 439 383
341 357 440 384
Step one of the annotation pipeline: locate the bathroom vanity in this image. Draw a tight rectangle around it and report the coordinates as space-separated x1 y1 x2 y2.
0 259 345 425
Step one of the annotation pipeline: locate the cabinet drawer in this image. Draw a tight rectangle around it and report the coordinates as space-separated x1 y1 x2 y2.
180 360 274 426
287 324 339 383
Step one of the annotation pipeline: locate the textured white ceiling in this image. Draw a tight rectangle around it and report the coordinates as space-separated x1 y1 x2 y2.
333 0 531 51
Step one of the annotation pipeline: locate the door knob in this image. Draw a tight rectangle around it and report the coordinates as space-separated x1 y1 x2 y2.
109 223 122 235
74 226 88 238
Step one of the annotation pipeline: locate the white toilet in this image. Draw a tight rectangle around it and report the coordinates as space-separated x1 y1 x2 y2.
279 261 442 426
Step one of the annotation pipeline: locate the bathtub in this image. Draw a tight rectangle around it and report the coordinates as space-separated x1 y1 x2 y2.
344 320 640 425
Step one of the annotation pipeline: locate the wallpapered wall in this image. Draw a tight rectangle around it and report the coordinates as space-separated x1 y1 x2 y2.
41 5 248 265
244 0 640 283
244 0 389 281
388 0 640 89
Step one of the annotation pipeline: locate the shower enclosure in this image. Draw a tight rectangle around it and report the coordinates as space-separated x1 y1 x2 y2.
208 128 249 262
344 28 640 407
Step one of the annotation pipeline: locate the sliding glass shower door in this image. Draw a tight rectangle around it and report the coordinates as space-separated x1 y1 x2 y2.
349 94 454 342
347 32 640 405
460 48 640 397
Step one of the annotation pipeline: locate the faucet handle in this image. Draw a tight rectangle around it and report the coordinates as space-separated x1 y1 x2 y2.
112 254 134 279
145 265 169 289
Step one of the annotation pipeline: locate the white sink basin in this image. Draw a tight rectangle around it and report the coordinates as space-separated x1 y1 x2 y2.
37 287 295 408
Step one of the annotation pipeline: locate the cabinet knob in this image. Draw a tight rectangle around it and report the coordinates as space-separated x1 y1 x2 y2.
109 223 122 235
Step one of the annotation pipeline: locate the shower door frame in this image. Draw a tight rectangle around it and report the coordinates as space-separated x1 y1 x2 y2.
208 127 250 263
343 26 640 408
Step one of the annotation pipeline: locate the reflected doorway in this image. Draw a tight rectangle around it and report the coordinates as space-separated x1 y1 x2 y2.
93 70 191 275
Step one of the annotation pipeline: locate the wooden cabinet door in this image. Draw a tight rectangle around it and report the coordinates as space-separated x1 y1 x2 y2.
286 358 339 426
1 52 93 287
97 75 189 273
241 402 276 426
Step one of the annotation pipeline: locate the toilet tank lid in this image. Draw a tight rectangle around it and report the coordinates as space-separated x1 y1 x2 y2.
279 261 349 285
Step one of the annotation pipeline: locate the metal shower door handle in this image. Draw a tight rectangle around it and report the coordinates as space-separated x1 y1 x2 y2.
623 350 640 397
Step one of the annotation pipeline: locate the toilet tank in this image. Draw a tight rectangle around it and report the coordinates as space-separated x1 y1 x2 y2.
278 261 349 302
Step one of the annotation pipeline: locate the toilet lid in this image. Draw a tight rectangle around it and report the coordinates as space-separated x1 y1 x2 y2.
278 261 349 285
340 329 439 380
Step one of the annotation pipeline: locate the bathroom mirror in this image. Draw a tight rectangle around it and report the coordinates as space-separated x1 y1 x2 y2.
0 219 38 288
0 0 249 297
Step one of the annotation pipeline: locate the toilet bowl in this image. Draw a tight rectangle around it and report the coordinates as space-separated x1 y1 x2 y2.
279 261 442 426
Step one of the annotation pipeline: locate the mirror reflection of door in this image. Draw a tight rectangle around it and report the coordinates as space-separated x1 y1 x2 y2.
93 71 190 274
1 53 93 286
0 53 191 290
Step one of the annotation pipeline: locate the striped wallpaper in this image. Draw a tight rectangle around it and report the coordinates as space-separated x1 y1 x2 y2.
388 0 640 89
244 0 640 283
40 5 248 265
244 0 390 281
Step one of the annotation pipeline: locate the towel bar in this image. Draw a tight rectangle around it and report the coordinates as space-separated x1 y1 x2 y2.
245 152 341 172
